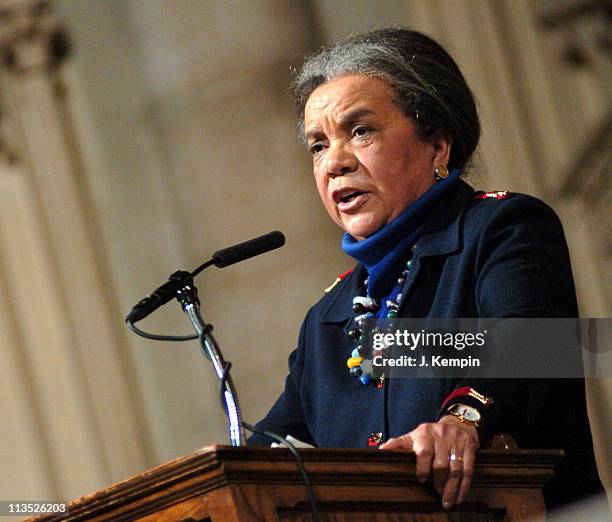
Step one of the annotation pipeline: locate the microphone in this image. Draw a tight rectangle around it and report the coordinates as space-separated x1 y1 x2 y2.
212 230 285 268
125 271 190 325
126 231 286 324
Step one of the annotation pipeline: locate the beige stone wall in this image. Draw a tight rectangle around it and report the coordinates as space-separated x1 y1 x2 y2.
0 0 609 506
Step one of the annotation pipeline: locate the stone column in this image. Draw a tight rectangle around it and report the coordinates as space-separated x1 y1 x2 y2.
0 0 148 497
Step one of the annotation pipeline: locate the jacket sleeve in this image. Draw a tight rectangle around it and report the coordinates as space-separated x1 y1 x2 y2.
439 195 579 443
247 311 315 446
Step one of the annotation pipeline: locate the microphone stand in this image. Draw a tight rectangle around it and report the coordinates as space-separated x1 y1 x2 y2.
174 271 246 446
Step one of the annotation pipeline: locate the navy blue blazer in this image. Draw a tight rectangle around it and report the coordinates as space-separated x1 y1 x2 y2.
250 180 602 509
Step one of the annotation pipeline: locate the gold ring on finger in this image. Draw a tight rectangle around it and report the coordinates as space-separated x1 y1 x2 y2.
448 454 464 462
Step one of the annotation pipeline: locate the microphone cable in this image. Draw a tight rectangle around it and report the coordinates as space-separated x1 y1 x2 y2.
126 320 198 341
241 421 320 522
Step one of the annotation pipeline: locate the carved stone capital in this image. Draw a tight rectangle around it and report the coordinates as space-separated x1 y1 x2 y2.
0 0 70 74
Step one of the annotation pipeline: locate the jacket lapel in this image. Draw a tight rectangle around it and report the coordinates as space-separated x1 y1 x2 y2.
414 180 474 257
400 180 475 311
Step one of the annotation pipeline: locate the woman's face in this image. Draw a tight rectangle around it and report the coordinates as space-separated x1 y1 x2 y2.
304 74 450 239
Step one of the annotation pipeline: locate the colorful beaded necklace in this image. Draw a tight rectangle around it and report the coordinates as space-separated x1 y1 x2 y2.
342 170 461 388
346 255 414 386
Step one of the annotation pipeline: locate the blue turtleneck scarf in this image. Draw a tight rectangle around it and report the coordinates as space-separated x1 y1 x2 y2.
342 169 461 301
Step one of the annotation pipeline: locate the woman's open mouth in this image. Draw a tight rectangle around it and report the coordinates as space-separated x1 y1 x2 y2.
333 189 368 212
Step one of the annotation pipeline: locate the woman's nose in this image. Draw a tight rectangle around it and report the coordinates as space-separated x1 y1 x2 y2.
325 143 358 178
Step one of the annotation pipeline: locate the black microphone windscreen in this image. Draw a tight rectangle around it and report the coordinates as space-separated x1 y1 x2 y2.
212 231 285 268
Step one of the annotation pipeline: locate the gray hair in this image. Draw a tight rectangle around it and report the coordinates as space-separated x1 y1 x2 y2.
293 28 480 171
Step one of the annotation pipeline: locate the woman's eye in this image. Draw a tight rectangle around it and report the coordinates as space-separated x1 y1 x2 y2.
309 143 325 154
352 125 371 137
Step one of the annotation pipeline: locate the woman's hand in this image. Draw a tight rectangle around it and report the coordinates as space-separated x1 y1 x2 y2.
379 416 479 509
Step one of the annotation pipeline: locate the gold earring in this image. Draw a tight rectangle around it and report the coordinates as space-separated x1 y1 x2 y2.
435 165 449 181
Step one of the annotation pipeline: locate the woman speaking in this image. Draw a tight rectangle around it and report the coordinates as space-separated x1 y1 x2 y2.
248 28 602 511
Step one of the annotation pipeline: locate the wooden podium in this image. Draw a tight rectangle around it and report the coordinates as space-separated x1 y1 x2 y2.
30 445 562 521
